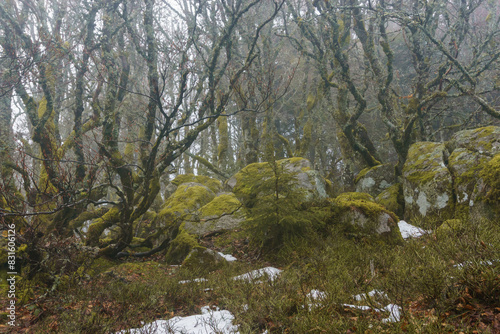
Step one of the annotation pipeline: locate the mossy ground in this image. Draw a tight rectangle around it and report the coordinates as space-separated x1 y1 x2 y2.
8 217 499 333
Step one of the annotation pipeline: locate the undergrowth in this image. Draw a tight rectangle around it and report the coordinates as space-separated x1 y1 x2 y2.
2 218 499 333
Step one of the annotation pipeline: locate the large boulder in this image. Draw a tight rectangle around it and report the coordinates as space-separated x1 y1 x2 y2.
446 126 500 154
227 157 328 207
402 142 454 224
446 127 500 221
470 153 500 221
159 182 216 224
165 223 200 264
171 174 223 194
330 192 403 244
355 163 396 198
184 193 246 235
182 247 228 274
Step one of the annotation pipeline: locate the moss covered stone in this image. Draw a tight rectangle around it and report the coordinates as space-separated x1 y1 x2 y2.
355 163 396 197
446 126 500 154
165 224 199 264
375 183 404 218
402 142 454 224
469 152 500 221
227 157 327 207
184 193 245 236
448 148 488 208
445 127 500 221
479 153 500 206
330 192 403 244
159 182 216 224
182 247 227 274
171 174 222 193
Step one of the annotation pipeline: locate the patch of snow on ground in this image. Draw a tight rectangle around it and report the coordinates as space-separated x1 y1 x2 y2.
120 306 239 334
382 304 402 323
218 252 237 262
398 220 429 239
353 289 387 301
233 267 282 282
454 260 497 268
178 278 209 284
307 289 327 300
343 303 401 323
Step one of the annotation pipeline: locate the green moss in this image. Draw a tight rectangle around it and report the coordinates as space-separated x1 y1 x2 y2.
436 219 466 238
354 166 372 184
283 157 311 171
165 224 199 264
449 149 488 189
171 174 222 193
232 162 270 207
479 153 500 209
375 183 404 218
182 246 226 274
83 257 118 277
403 142 447 184
86 207 120 246
336 192 375 203
330 192 402 244
325 179 335 197
466 126 498 151
159 183 215 223
232 157 315 207
200 193 242 217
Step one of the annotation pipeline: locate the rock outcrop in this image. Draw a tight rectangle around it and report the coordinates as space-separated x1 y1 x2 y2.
184 193 246 236
402 142 454 224
330 192 403 244
402 126 500 225
355 163 396 198
446 127 500 221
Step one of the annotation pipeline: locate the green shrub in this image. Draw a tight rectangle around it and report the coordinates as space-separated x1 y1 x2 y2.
243 160 324 258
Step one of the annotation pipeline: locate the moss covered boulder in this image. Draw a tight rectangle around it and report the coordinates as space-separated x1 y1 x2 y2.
182 247 227 273
165 224 200 264
159 182 216 224
355 163 396 198
446 126 500 154
445 127 500 221
375 183 404 218
402 142 454 224
470 153 500 221
171 174 222 193
227 157 328 207
331 192 403 244
184 193 246 236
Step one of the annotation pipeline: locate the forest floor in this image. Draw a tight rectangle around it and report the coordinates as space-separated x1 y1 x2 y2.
1 219 499 333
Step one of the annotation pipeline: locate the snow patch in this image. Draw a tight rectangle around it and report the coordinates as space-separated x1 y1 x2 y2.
398 220 430 239
179 278 209 284
343 303 401 323
353 289 387 301
307 289 326 300
119 306 239 334
233 267 282 282
218 252 237 262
